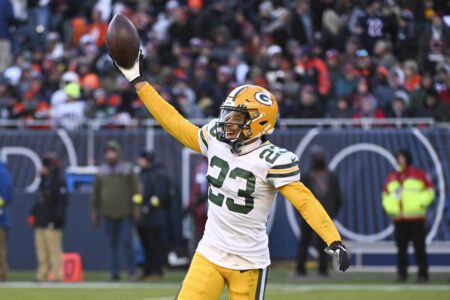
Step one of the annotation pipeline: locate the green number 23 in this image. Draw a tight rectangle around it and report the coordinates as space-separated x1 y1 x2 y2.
206 156 255 214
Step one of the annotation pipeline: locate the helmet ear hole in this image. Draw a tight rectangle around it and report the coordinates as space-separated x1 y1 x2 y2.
259 121 268 125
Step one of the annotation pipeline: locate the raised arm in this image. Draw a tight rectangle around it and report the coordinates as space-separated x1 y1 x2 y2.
115 54 201 152
135 82 201 152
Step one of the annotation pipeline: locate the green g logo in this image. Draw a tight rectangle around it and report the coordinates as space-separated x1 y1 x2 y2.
254 92 273 106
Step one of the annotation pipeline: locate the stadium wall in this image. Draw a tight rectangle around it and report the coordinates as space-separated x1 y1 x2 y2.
1 127 449 270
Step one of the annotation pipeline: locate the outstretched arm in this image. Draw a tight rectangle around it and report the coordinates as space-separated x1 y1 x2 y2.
278 181 341 246
135 82 201 152
115 54 201 152
279 181 350 271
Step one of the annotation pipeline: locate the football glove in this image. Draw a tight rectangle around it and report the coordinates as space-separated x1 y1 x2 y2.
114 52 145 84
324 241 350 272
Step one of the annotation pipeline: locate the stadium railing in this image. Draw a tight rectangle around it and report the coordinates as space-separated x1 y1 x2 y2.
0 118 437 129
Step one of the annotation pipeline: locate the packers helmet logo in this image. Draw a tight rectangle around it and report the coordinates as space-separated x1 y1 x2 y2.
254 92 273 106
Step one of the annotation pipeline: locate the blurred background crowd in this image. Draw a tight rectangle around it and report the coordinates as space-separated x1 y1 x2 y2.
1 0 450 127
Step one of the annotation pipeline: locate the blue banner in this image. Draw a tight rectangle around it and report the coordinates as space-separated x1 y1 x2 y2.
1 127 449 268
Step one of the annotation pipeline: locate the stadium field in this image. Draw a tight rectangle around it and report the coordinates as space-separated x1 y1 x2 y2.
1 282 449 300
1 269 449 300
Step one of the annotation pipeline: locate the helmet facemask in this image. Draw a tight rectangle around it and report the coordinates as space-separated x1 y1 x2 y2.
216 106 252 143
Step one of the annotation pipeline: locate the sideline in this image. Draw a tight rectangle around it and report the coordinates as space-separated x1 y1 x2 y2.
0 282 449 292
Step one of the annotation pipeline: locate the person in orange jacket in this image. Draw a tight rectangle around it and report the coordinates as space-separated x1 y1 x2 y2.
382 149 435 282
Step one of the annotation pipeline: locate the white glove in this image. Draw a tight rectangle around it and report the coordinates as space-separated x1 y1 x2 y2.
114 52 145 84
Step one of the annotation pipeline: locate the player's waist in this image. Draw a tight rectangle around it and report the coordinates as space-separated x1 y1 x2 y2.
197 240 270 270
202 229 269 256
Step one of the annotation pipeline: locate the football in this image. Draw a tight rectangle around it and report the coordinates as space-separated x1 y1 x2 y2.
106 14 140 69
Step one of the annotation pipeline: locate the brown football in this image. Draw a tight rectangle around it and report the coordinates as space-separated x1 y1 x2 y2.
106 14 140 69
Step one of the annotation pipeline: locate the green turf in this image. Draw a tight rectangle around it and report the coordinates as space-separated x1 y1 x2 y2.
7 267 450 284
2 268 449 300
0 287 449 300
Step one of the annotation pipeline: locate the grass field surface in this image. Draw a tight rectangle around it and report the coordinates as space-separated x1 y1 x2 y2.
1 268 449 300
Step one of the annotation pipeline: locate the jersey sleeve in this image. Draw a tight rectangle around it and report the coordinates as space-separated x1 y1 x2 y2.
136 83 201 152
267 151 301 188
279 181 341 246
198 119 217 156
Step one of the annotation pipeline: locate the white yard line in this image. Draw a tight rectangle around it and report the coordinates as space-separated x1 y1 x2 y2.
0 282 179 289
269 284 450 292
0 282 449 292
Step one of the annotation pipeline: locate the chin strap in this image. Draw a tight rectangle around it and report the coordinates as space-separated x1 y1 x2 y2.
230 137 262 155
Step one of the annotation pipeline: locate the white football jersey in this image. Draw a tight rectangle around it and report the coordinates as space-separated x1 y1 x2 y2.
196 119 300 269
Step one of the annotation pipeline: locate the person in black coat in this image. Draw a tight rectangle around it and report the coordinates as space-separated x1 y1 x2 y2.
296 146 342 276
28 154 68 282
135 151 170 280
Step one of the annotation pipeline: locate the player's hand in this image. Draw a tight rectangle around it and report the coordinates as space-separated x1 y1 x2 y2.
0 197 5 208
325 241 350 272
114 51 144 84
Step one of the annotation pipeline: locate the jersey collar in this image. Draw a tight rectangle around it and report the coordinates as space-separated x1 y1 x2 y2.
229 138 269 156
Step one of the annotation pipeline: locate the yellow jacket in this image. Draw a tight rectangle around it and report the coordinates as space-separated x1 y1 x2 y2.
382 166 435 221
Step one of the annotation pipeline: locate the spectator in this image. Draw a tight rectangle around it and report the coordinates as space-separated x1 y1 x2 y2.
135 151 170 281
355 0 386 54
289 0 315 46
0 157 12 281
80 8 108 48
382 149 435 282
91 140 141 282
24 0 51 48
50 82 86 129
403 60 422 93
352 77 372 110
372 66 395 112
258 0 290 47
47 32 64 60
167 6 194 47
296 146 342 276
28 154 68 282
321 9 347 51
325 49 341 84
434 63 450 106
416 88 449 121
388 66 406 91
387 90 413 118
294 47 331 98
394 9 420 62
419 14 450 72
0 0 14 72
332 63 358 102
353 94 385 119
373 40 396 68
354 49 375 79
409 73 434 112
327 97 354 119
295 85 324 119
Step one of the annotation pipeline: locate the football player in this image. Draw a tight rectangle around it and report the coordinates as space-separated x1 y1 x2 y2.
116 55 349 299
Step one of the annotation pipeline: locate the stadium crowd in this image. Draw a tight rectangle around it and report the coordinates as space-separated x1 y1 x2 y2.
0 0 450 127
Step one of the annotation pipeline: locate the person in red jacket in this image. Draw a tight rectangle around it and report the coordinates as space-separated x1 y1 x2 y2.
382 149 435 283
